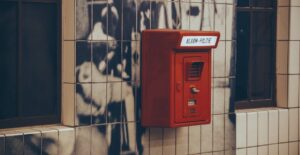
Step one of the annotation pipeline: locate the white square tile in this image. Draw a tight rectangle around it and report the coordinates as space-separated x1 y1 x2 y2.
289 108 299 141
258 111 268 145
288 42 300 74
62 84 75 126
189 125 201 154
269 144 279 155
213 78 225 114
225 114 236 150
176 127 188 155
236 148 246 155
247 147 258 155
163 128 176 155
63 41 75 83
180 2 190 30
289 141 299 155
226 5 234 40
279 143 288 155
201 123 213 153
214 4 226 40
225 41 234 77
291 0 300 6
277 7 290 40
213 114 225 151
269 110 279 144
142 129 150 155
236 113 247 148
63 0 75 40
150 128 163 155
277 75 288 108
278 0 290 6
279 109 289 142
258 145 268 155
276 41 288 74
213 41 226 78
290 7 300 40
247 112 258 147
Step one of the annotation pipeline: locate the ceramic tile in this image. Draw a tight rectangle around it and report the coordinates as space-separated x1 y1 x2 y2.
107 82 122 123
201 123 213 153
247 147 258 155
23 130 41 155
276 75 288 108
137 0 151 30
75 126 91 155
62 83 76 126
236 148 246 155
162 128 176 155
76 83 92 125
268 110 279 144
123 0 137 40
92 41 108 83
289 108 299 141
63 0 75 40
258 145 268 155
202 153 213 155
213 78 225 114
190 2 214 31
225 41 235 77
76 0 92 40
269 144 279 155
288 42 300 74
91 83 107 124
107 41 122 82
291 0 300 6
76 41 92 83
236 113 247 148
189 125 201 154
258 111 268 145
225 149 236 155
149 128 163 155
90 1 108 41
151 1 168 29
176 127 188 155
180 2 190 30
276 41 288 74
213 114 225 151
107 123 121 154
40 129 59 155
141 128 150 155
278 0 290 6
56 127 75 155
224 78 231 113
213 41 226 78
225 113 236 150
63 41 75 83
215 4 226 40
122 41 134 82
5 132 24 155
278 143 288 155
247 112 258 147
290 7 300 40
91 125 107 155
121 123 136 154
279 109 289 143
289 141 299 155
213 151 225 155
226 4 234 40
277 7 289 40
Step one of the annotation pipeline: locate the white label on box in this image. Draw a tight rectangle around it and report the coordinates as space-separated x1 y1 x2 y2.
180 36 218 47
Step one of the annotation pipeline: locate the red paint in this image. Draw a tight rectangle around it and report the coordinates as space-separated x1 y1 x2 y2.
141 29 220 128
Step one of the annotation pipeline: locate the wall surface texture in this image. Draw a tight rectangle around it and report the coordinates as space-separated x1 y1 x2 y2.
0 0 300 155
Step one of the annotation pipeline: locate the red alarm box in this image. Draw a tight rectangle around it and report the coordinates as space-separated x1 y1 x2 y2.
141 29 220 128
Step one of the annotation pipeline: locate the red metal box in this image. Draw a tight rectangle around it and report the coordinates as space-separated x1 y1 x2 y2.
141 29 220 128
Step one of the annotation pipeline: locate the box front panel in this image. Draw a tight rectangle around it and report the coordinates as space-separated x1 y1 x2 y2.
174 52 211 125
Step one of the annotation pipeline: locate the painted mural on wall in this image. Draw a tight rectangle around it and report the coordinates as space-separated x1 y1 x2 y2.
7 0 234 155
